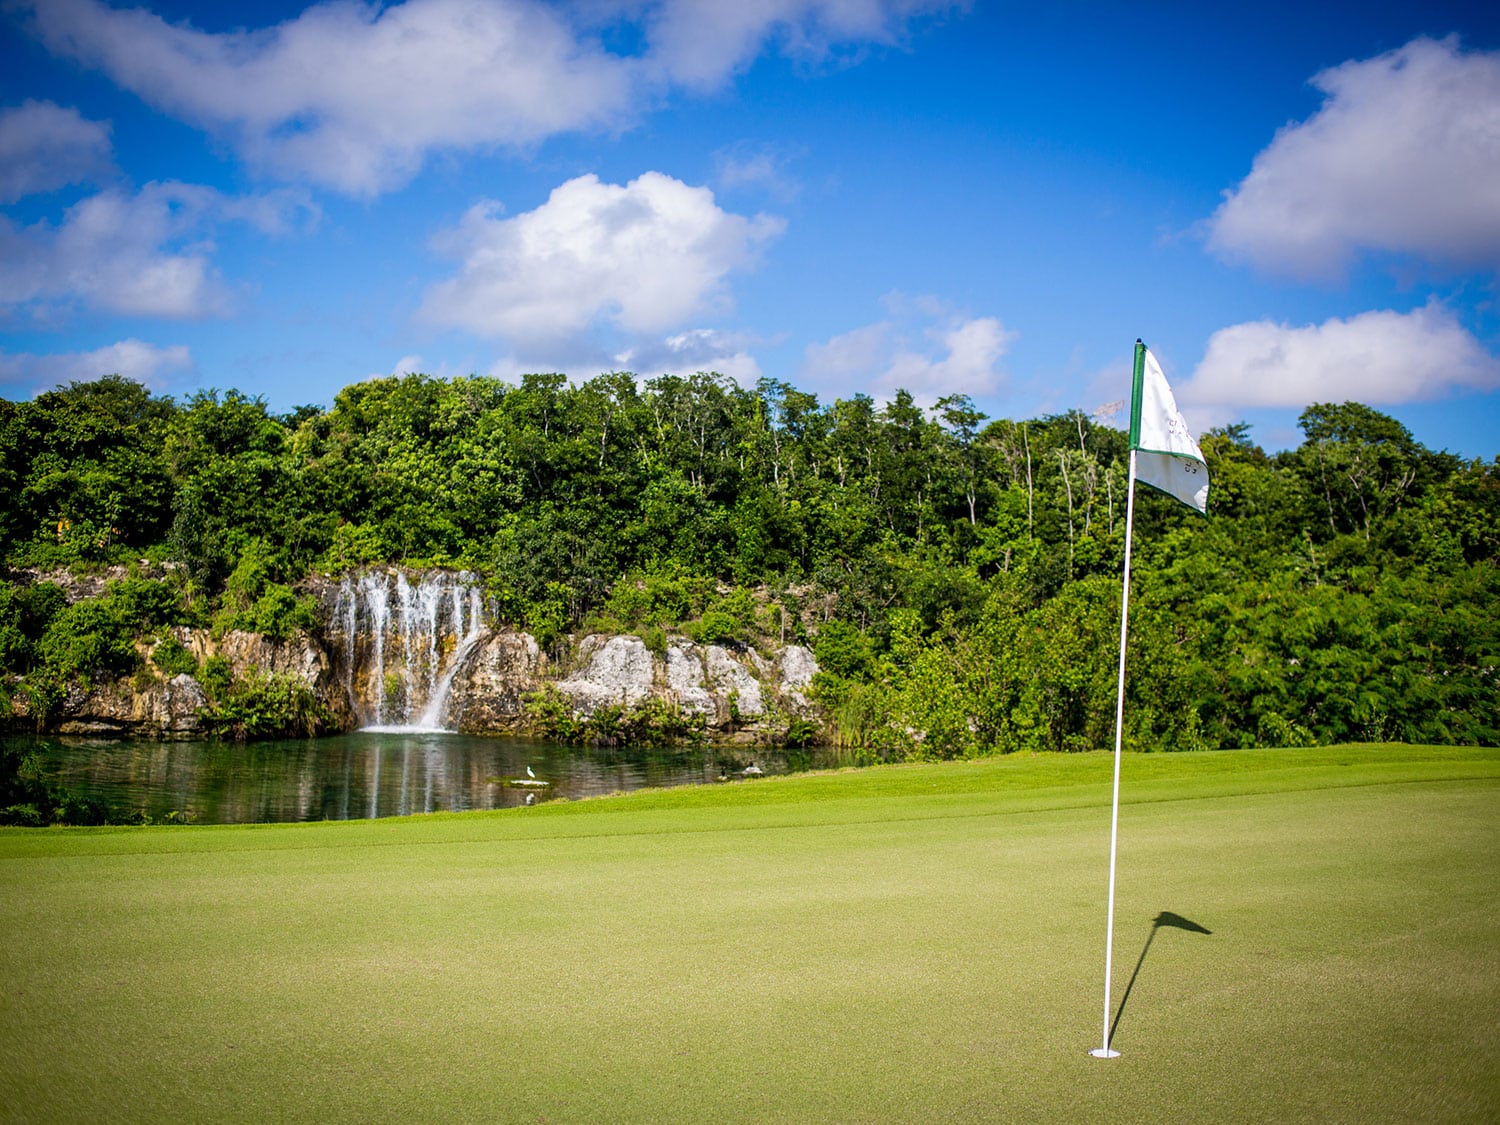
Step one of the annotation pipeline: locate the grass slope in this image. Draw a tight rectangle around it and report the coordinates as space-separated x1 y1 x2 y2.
2 745 1497 1122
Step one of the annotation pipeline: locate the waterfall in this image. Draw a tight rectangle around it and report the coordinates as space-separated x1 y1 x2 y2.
331 570 487 732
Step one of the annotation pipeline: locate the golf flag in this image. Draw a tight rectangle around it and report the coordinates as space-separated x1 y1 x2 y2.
1130 342 1208 514
1091 340 1209 1061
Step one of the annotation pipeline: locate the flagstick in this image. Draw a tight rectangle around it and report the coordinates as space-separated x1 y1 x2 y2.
1091 447 1138 1059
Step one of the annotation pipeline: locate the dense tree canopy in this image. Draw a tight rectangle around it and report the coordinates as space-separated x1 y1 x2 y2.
1 371 1495 754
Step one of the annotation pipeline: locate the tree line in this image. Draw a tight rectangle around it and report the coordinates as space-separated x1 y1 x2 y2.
1 370 1496 755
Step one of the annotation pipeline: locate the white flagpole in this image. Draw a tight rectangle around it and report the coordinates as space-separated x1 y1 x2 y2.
1091 447 1138 1059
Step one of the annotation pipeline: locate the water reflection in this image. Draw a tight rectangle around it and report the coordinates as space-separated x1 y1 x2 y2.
21 733 782 825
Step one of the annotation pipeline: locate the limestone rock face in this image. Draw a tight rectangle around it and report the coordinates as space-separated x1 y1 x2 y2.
544 635 816 734
449 632 543 732
779 645 817 689
47 628 344 739
704 645 764 719
55 673 210 738
205 630 332 686
556 635 655 715
664 641 716 717
778 644 818 710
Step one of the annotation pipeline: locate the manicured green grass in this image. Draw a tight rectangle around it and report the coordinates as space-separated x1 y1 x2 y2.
2 745 1497 1122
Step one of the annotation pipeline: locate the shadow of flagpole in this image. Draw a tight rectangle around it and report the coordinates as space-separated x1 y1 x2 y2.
1109 911 1213 1044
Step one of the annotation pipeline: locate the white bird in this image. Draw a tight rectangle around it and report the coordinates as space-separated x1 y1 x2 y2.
526 765 536 779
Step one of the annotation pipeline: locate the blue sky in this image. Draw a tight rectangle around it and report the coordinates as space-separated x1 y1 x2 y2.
3 0 1499 457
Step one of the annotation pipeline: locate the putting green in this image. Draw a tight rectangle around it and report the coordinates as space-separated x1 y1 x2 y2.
2 745 1497 1122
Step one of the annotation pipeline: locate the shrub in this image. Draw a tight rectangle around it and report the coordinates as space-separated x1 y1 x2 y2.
109 577 183 630
617 697 703 747
784 715 819 748
523 686 583 742
198 655 233 702
0 581 67 673
37 599 137 686
151 635 199 678
0 803 44 827
322 522 389 570
813 620 874 679
248 584 317 640
639 625 668 659
689 609 740 646
198 669 332 741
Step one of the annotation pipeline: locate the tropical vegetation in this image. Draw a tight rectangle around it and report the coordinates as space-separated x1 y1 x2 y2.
0 372 1495 762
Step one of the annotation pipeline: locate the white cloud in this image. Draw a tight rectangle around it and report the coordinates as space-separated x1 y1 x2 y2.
802 302 1014 404
641 0 960 92
1182 302 1500 411
420 171 783 344
18 0 633 196
617 327 765 387
0 183 224 318
713 141 803 202
1207 36 1500 279
16 0 959 195
803 322 892 381
0 338 193 392
878 316 1013 401
0 100 114 202
360 353 474 381
388 354 427 377
0 181 313 320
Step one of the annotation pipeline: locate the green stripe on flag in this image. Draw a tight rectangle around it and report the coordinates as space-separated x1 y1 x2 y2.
1128 339 1145 448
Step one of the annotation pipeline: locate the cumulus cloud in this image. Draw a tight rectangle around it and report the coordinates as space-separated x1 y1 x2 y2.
803 322 892 382
16 0 632 196
0 100 114 202
15 0 958 195
1206 36 1500 279
1181 302 1500 411
419 171 783 345
0 183 226 318
386 354 427 378
802 301 1014 404
361 352 474 381
640 0 960 92
0 181 314 320
0 338 193 391
616 327 765 387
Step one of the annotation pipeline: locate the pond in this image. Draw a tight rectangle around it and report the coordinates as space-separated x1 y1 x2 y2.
13 732 803 825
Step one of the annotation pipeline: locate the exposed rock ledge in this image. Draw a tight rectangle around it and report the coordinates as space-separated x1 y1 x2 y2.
543 635 816 731
10 628 348 739
14 627 818 742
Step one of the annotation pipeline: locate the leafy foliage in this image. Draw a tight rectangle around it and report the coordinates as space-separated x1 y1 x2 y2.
197 669 333 741
1 371 1495 755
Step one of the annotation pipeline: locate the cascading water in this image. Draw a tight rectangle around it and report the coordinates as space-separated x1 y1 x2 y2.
331 570 487 732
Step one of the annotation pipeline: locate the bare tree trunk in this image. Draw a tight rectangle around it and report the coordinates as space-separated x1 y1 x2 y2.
1057 450 1075 565
1023 423 1034 540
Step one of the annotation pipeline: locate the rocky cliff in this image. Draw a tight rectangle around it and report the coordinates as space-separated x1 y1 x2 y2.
8 567 818 741
541 634 816 732
23 627 348 739
19 625 815 743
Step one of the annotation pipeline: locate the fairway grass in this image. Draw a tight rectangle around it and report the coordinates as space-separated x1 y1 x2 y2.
2 745 1497 1122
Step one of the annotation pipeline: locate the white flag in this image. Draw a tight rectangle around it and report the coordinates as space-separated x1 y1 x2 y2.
1130 343 1208 514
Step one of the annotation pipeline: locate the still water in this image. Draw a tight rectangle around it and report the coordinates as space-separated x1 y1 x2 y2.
21 732 791 825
